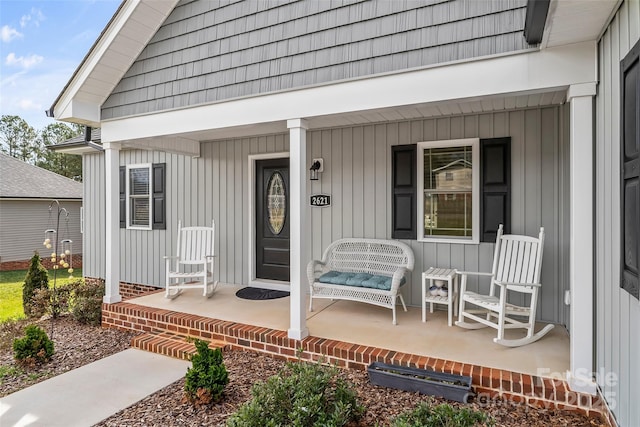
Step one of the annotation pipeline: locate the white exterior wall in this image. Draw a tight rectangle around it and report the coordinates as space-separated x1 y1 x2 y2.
595 1 640 425
83 106 569 325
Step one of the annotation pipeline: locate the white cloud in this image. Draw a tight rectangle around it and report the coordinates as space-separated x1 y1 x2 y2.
1 25 23 43
18 99 42 111
5 53 44 69
0 58 78 130
20 8 45 28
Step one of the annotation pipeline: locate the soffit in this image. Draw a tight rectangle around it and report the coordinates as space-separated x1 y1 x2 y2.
177 89 567 143
542 0 621 48
307 90 568 130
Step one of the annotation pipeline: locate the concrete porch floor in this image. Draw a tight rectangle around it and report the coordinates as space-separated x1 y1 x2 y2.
130 283 569 379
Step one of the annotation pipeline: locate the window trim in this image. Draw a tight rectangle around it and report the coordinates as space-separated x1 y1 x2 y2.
417 138 480 244
126 163 153 230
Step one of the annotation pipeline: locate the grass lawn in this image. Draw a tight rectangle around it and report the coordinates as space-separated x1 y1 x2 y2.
0 268 83 322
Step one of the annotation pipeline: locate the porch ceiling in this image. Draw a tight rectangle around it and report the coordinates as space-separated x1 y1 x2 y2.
305 89 568 130
121 88 568 149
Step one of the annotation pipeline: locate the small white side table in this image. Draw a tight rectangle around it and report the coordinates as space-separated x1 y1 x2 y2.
422 267 458 327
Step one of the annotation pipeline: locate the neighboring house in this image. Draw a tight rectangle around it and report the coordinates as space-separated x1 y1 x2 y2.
48 0 638 425
0 153 83 271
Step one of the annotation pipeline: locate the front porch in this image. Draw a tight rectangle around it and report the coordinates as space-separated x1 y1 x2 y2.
101 284 604 417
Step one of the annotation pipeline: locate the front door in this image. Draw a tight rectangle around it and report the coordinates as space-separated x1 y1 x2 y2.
255 158 290 281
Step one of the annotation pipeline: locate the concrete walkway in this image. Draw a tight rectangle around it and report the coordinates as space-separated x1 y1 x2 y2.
0 349 189 427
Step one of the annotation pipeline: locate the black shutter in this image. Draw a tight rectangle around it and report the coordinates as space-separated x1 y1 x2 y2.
391 144 416 240
480 137 511 242
621 39 640 300
152 163 166 230
119 166 126 228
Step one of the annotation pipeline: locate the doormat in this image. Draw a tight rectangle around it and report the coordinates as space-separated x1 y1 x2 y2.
235 287 290 300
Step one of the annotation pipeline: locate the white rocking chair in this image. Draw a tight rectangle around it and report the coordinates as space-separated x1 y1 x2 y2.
164 220 218 299
455 224 554 347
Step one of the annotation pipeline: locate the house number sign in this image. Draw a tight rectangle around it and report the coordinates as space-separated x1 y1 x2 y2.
310 194 331 207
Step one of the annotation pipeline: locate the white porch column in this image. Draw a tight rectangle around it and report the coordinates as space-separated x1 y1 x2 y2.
103 142 122 304
287 119 310 340
567 83 597 394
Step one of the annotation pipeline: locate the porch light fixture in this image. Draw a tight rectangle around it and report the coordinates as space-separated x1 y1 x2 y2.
309 158 323 181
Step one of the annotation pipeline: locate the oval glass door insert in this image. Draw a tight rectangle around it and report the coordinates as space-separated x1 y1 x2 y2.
267 171 286 235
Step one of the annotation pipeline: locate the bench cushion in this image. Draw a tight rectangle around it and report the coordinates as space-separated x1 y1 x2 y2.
318 271 405 291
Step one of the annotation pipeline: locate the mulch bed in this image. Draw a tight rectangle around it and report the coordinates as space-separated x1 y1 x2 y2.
1 317 607 426
96 349 606 427
0 316 136 398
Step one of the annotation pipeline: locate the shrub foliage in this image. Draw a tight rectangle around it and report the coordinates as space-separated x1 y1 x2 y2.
28 279 104 325
13 324 54 366
390 401 492 427
70 280 104 325
22 252 49 318
184 339 229 405
227 359 363 427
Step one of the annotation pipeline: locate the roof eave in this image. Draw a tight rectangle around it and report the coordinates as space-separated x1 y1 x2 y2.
49 0 179 127
48 141 103 155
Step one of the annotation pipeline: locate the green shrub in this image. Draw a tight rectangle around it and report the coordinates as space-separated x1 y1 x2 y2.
22 252 49 318
27 279 102 325
391 401 492 427
29 285 72 320
227 359 363 427
69 280 104 325
13 325 54 366
184 339 229 405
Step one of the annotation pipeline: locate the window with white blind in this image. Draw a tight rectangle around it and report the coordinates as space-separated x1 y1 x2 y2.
126 164 152 229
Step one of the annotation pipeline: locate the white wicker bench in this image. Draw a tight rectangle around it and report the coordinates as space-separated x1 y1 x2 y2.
307 238 415 325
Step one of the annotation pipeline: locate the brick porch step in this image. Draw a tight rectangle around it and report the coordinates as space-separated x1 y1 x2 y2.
132 330 228 361
104 301 608 421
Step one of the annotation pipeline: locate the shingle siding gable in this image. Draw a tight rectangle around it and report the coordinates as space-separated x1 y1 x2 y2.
102 0 530 119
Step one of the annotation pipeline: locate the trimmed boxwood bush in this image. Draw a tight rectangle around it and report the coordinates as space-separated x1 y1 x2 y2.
227 359 363 427
13 325 54 366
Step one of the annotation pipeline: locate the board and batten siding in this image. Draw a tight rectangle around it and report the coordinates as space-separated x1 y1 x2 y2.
307 107 568 325
102 0 531 120
83 154 105 277
0 199 83 263
82 134 290 287
83 106 568 325
595 0 640 425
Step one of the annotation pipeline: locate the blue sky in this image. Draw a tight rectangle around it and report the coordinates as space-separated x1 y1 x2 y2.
0 0 121 131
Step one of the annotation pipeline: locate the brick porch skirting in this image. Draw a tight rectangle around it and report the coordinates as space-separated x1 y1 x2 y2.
102 299 611 424
82 278 161 300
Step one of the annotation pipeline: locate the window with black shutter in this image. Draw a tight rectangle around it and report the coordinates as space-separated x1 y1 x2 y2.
119 163 166 230
621 39 640 300
391 137 510 243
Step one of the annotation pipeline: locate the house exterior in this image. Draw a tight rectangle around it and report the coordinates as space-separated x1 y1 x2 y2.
0 153 83 271
49 0 638 425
